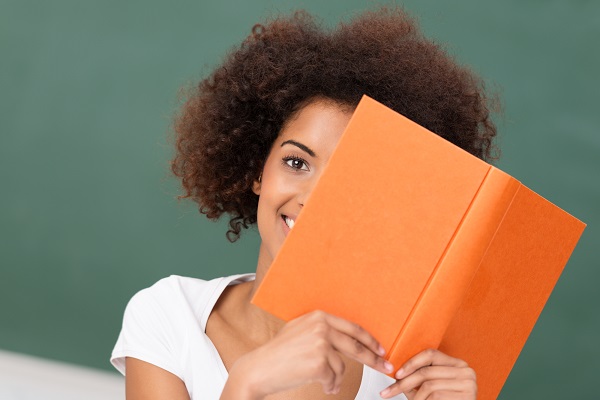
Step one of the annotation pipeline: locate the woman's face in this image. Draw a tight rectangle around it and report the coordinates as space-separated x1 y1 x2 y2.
253 99 353 270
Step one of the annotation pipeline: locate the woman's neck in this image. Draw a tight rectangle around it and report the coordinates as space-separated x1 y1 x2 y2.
219 243 285 345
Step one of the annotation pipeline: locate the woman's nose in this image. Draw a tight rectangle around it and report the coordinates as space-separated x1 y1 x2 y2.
296 175 320 207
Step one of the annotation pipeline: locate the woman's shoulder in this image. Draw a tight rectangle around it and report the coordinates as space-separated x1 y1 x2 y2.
111 273 255 377
129 273 256 318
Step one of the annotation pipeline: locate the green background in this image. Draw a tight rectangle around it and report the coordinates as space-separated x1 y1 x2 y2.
1 0 598 397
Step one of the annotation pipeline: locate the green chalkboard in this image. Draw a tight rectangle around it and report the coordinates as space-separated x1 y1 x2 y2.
1 1 598 398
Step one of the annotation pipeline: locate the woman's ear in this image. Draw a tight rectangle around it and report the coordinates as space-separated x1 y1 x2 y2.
252 173 262 195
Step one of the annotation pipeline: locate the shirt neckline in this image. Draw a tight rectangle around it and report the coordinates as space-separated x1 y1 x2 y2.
199 273 373 399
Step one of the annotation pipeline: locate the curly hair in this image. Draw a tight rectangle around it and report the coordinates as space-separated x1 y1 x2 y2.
172 7 499 242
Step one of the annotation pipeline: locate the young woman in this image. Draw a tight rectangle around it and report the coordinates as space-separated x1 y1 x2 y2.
111 7 496 400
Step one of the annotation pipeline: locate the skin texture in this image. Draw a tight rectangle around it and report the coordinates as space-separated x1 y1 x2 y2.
126 100 477 400
125 358 189 400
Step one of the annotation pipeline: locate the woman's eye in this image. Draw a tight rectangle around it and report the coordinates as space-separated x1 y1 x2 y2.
284 158 309 171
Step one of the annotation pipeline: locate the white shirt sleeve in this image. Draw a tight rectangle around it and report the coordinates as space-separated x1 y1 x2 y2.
110 284 185 380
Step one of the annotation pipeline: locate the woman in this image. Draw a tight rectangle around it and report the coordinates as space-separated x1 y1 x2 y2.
112 7 496 399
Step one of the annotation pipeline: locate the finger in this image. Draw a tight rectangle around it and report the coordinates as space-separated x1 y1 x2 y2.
382 378 475 400
312 355 338 395
325 352 345 394
321 312 385 357
395 349 467 380
412 380 478 400
403 388 417 400
327 328 392 375
386 366 473 395
422 391 470 400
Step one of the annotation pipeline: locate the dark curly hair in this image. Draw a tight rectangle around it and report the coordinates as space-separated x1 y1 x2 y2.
172 7 499 242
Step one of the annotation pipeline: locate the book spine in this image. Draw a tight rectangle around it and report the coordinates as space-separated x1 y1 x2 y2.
387 167 520 371
437 185 585 400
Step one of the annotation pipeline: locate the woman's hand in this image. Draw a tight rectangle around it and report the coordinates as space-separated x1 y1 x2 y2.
221 310 393 399
380 349 477 400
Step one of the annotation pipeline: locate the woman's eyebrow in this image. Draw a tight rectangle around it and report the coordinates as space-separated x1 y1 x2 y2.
280 140 316 157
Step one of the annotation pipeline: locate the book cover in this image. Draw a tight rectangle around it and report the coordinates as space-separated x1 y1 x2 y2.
251 95 586 399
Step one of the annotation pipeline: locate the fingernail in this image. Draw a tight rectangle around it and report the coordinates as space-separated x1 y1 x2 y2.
384 361 393 372
380 388 390 398
378 344 386 356
395 368 404 379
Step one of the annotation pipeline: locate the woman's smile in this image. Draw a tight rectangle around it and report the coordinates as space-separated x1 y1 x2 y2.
282 214 296 231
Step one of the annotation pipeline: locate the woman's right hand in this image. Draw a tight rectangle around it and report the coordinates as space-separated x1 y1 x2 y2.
220 310 393 399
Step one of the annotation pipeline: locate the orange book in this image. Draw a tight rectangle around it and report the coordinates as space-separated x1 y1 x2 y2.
251 96 586 400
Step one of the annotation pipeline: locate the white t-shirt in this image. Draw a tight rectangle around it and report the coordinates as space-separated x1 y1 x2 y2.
111 274 406 400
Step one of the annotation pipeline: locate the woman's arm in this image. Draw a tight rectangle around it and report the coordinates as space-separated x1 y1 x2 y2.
125 357 190 400
125 315 476 400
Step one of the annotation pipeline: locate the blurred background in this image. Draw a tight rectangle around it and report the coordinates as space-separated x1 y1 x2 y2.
1 0 598 398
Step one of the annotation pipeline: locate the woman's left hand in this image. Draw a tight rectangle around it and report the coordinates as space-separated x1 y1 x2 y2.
379 349 477 400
